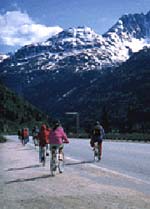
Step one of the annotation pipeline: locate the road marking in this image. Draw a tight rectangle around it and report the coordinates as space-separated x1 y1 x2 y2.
7 136 150 185
66 156 150 185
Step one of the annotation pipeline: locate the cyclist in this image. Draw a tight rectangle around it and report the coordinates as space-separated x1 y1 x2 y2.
32 126 39 147
37 124 47 165
49 120 69 167
21 128 29 145
46 126 51 156
90 121 105 160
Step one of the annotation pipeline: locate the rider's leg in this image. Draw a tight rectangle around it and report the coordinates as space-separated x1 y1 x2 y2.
98 141 102 159
59 145 64 160
58 145 64 173
39 146 45 162
39 146 42 162
90 139 95 148
46 144 49 156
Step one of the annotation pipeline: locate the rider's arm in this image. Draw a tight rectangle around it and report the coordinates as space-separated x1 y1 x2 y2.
101 127 105 139
61 128 69 143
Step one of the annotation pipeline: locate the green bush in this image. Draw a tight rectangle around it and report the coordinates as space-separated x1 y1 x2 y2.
0 135 7 143
106 132 150 142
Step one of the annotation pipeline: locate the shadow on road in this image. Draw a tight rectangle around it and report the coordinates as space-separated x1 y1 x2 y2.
65 160 94 166
5 174 50 184
17 148 34 151
6 164 40 171
7 146 33 151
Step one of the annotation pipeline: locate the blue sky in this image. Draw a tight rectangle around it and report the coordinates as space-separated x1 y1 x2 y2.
0 0 150 53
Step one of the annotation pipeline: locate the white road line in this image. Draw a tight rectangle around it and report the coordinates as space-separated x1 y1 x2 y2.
7 136 150 185
66 156 150 185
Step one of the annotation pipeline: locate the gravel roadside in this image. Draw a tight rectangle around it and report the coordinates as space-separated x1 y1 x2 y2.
0 138 150 209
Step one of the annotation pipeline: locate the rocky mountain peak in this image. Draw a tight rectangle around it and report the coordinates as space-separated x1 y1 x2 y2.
1 11 150 77
47 26 101 41
44 26 104 52
106 11 150 40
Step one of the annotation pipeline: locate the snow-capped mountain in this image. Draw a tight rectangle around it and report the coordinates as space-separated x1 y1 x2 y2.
1 11 150 78
104 11 150 56
0 54 9 63
0 11 150 129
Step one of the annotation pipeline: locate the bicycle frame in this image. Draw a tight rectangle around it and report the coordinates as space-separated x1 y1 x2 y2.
50 146 64 176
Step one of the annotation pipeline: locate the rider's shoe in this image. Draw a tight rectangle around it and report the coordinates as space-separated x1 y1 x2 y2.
59 168 64 173
98 156 102 161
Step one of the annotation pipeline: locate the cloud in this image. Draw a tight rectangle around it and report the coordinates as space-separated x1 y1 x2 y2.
0 10 63 47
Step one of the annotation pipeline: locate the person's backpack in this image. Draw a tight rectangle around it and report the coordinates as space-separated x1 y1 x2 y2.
93 127 101 136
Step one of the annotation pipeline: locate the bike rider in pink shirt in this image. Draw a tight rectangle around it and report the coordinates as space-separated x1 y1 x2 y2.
49 120 69 159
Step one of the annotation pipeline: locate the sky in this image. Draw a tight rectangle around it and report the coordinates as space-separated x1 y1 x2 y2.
0 0 150 54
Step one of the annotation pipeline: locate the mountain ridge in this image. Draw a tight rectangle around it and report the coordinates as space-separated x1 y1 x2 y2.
0 11 150 132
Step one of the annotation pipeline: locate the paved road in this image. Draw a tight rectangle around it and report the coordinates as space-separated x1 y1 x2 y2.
1 137 150 209
64 138 150 183
6 136 150 195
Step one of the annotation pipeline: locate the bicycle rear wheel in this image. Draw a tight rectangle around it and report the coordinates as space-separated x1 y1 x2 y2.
94 148 98 161
50 158 56 176
58 152 64 173
50 148 58 176
94 143 100 161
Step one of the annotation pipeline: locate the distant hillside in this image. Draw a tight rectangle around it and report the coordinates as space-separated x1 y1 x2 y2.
0 47 150 133
0 81 49 133
0 11 150 133
23 47 149 133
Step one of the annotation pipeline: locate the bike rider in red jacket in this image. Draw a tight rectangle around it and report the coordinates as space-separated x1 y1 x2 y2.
37 124 47 164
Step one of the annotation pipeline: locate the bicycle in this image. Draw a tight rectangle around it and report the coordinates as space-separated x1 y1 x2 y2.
50 146 64 176
93 142 101 161
32 136 39 147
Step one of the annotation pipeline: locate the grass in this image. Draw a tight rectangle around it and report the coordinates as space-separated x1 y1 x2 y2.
105 132 150 142
67 131 150 142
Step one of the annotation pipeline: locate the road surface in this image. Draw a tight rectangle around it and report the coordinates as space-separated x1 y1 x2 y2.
0 135 150 209
65 138 150 194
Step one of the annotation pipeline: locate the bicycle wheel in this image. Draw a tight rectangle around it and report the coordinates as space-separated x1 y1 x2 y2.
50 158 56 176
94 143 100 162
58 152 64 173
50 149 57 176
94 148 98 161
97 149 101 161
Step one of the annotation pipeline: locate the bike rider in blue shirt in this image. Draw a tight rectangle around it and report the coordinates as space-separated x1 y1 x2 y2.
90 121 105 160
